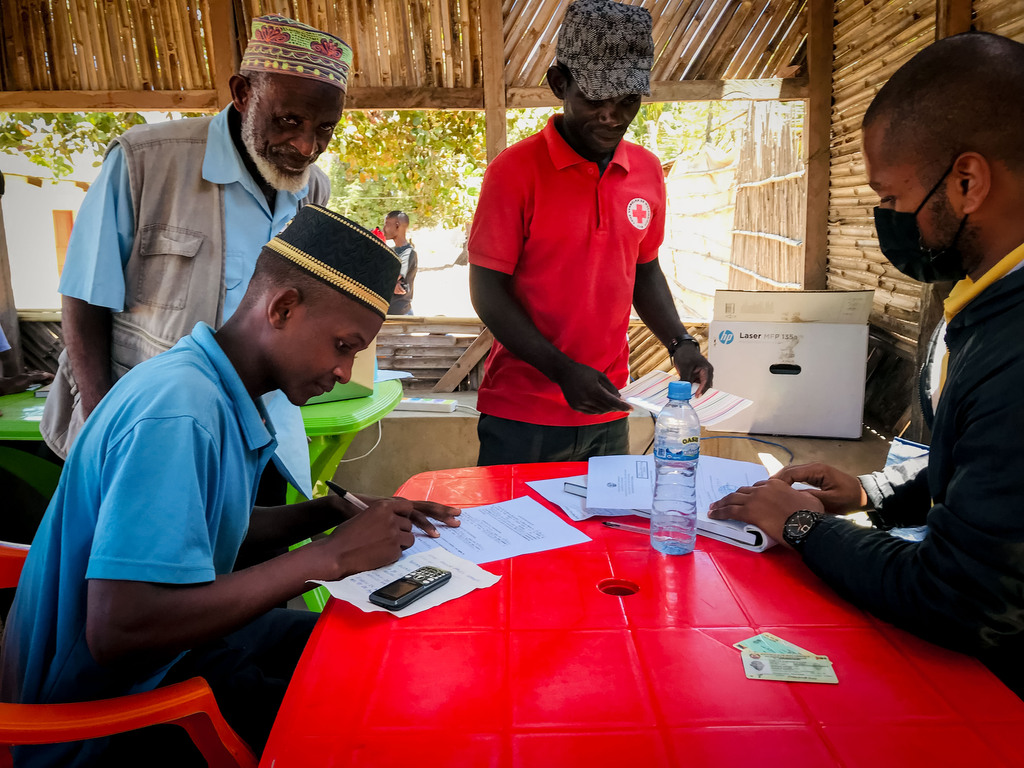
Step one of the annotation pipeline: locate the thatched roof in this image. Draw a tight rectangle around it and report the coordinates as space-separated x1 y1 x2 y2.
0 0 809 112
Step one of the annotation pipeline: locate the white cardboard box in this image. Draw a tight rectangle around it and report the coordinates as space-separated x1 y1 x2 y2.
707 290 874 438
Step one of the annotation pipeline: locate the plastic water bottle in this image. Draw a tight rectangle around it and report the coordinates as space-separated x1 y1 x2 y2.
651 380 700 555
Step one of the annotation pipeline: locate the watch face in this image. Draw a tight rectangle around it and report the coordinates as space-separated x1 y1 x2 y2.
784 510 822 547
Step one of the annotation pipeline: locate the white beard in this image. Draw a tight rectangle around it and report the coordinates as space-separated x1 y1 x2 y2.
240 95 311 195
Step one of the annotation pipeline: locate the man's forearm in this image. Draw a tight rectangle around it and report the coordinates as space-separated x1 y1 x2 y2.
86 543 336 668
632 260 688 344
240 496 354 560
469 265 573 382
61 295 114 415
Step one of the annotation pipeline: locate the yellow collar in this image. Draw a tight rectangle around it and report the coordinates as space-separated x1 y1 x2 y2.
944 241 1024 321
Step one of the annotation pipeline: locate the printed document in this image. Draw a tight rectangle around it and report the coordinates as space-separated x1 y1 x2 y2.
582 453 777 551
695 455 776 551
585 454 656 510
311 547 500 618
404 495 591 564
526 475 650 522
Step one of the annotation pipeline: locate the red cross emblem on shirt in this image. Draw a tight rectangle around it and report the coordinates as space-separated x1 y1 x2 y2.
627 197 652 230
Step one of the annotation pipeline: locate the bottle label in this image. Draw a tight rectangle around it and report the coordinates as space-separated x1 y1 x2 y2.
654 437 699 462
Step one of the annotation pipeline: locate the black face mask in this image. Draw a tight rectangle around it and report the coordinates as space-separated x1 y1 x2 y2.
873 163 969 283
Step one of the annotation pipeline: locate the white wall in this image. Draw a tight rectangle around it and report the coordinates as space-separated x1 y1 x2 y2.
2 175 87 310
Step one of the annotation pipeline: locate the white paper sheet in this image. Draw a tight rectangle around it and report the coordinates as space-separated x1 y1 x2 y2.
526 476 651 522
620 370 753 426
586 454 655 510
405 495 591 564
310 546 500 618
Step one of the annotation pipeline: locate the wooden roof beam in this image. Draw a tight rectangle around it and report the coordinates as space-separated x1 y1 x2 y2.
0 90 222 112
0 79 809 114
508 77 808 108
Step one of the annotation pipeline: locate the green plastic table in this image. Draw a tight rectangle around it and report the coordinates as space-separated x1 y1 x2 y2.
0 381 403 483
292 378 403 501
0 391 47 441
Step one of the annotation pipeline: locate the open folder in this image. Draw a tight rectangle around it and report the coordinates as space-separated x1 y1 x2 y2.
581 454 777 553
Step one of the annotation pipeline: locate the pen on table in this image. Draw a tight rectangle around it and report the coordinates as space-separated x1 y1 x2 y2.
602 521 650 535
326 480 369 511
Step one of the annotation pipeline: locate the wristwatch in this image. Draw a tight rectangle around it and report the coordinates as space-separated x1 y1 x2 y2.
666 333 699 356
782 509 825 550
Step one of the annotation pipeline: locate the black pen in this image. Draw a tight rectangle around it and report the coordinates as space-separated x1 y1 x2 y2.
326 480 369 511
602 521 650 535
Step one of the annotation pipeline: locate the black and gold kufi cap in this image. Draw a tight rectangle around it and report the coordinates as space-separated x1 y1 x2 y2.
266 205 401 318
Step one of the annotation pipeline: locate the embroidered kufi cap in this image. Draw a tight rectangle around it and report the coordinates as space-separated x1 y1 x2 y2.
241 15 353 92
556 0 653 101
266 205 401 318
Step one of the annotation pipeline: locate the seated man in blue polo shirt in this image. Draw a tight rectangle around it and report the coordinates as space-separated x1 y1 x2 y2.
1 205 461 766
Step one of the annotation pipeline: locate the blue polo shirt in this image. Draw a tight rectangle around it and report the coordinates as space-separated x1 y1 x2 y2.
58 107 312 496
1 323 275 763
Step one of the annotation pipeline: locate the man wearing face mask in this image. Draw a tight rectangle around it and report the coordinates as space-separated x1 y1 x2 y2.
42 16 350 502
468 0 713 465
708 32 1024 698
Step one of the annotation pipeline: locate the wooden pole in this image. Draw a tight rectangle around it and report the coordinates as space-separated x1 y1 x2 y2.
802 0 832 290
206 0 237 108
0 172 24 375
481 0 506 163
936 0 972 40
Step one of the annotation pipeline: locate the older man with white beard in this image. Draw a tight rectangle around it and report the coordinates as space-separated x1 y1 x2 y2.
43 15 350 502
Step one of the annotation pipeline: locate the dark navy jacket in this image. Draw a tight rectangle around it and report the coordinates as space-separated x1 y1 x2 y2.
802 265 1024 695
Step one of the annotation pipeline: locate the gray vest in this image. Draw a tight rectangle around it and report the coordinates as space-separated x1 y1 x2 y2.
42 116 329 457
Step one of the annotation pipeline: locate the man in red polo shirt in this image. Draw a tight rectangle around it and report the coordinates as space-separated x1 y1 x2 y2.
468 0 713 466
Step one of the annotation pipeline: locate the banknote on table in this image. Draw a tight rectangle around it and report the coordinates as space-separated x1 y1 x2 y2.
741 650 839 684
734 631 817 657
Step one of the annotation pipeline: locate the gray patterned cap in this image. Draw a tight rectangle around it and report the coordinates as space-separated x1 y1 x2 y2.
555 0 653 101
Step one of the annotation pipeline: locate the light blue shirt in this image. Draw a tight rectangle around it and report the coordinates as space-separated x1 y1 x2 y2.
0 322 9 354
2 322 276 765
58 108 313 496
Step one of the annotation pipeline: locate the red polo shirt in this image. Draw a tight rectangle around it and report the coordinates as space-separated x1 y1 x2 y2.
469 115 666 426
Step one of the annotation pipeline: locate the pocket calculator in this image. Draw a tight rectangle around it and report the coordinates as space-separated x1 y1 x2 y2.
368 566 452 611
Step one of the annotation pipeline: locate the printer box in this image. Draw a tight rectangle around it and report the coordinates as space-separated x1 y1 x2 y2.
304 338 377 405
708 290 874 438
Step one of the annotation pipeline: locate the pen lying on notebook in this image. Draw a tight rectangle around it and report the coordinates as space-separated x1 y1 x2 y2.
326 480 369 511
602 521 650 535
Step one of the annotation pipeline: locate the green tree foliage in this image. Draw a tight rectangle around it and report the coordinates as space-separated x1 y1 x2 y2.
0 113 145 177
323 102 750 231
2 103 760 229
325 110 488 230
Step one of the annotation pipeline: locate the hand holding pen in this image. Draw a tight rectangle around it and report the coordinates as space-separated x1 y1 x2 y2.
326 480 462 538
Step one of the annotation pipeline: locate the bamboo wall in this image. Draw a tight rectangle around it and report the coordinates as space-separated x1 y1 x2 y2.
504 0 809 88
662 151 736 320
826 0 937 356
729 100 805 291
0 0 216 92
974 0 1024 38
236 0 485 91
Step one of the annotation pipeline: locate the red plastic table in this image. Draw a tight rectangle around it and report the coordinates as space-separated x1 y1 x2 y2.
260 463 1024 768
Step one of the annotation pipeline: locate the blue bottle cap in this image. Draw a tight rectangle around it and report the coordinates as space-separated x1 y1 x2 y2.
667 380 692 401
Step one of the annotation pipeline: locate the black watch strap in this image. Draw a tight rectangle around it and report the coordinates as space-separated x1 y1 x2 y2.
667 333 699 356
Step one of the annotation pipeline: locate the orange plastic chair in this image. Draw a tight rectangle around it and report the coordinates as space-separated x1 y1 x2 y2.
0 544 257 768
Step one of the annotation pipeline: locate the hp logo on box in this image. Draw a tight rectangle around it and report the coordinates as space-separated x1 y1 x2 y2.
718 330 735 344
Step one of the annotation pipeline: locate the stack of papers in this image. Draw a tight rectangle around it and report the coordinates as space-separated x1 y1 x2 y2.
529 454 777 552
620 370 752 425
